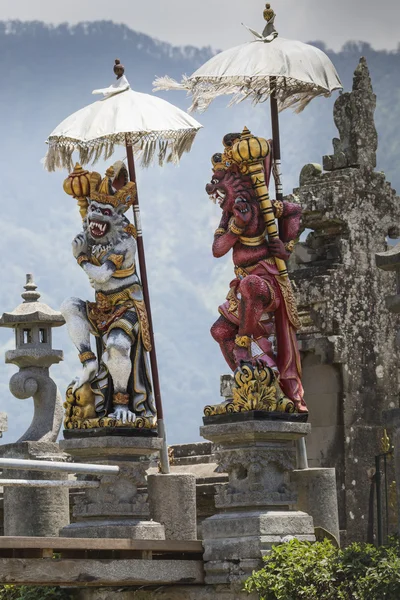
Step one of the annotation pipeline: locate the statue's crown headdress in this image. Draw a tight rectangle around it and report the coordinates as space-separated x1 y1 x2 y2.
211 133 242 172
63 161 136 218
89 162 136 212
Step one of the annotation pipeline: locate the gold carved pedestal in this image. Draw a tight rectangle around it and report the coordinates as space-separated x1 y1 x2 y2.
204 364 295 417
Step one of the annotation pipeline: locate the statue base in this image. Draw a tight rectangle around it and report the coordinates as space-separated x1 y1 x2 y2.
203 410 308 425
204 363 307 418
63 427 158 439
200 418 315 585
59 435 165 540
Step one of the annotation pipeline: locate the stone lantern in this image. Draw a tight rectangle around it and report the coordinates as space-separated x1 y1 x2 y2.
0 274 65 442
0 274 70 537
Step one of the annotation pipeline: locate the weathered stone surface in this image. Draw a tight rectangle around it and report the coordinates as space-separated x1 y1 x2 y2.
60 435 163 457
8 367 64 442
201 420 309 511
60 436 164 539
382 409 400 535
292 468 340 544
0 413 7 435
148 473 197 540
220 375 234 399
203 511 314 547
290 58 400 543
62 520 165 539
201 420 311 444
200 419 314 584
147 441 227 541
299 163 323 187
0 442 69 537
323 57 377 171
0 558 204 586
376 243 400 314
0 276 65 442
203 514 314 583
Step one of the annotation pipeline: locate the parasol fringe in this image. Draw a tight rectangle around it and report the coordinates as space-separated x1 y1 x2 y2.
43 129 200 172
153 75 335 114
153 75 189 93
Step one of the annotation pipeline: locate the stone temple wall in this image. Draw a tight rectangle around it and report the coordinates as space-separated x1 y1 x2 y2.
289 57 400 543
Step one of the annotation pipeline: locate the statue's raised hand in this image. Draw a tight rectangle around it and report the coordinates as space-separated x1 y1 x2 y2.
233 197 252 228
268 238 290 261
72 233 88 259
109 405 136 425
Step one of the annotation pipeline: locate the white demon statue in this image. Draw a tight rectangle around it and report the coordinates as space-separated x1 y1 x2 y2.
61 162 156 429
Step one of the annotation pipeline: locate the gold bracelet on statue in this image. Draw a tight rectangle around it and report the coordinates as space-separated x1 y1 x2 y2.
124 224 137 239
235 335 252 349
214 228 227 236
77 254 90 266
229 222 245 236
107 254 124 269
79 351 96 364
273 200 284 219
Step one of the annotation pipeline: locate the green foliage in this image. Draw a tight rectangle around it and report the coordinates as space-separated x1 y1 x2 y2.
0 587 71 600
244 538 400 600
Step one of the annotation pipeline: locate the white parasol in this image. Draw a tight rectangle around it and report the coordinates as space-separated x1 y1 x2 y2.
154 3 343 204
154 5 342 114
45 69 202 172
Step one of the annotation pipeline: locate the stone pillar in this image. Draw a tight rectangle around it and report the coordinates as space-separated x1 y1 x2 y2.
60 435 165 539
382 409 400 534
291 468 340 545
0 441 69 537
148 473 197 540
289 59 400 543
200 417 315 585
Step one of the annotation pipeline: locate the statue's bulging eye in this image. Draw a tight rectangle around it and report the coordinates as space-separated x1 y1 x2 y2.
102 209 112 216
212 179 218 185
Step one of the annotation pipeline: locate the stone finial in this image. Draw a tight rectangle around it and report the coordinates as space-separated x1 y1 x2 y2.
353 56 374 93
323 57 378 171
21 274 40 303
0 274 65 329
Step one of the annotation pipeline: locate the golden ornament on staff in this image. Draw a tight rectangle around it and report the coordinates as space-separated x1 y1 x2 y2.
231 127 288 278
63 163 91 219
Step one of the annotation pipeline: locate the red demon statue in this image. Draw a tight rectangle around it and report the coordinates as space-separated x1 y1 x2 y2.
206 129 307 414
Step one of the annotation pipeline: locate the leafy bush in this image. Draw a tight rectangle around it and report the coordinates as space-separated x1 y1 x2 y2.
244 538 400 600
0 587 71 600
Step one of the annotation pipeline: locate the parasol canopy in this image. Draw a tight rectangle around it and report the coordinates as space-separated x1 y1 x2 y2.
44 73 203 172
154 7 342 113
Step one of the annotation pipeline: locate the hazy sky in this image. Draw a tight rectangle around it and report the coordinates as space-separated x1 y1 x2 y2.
0 0 399 51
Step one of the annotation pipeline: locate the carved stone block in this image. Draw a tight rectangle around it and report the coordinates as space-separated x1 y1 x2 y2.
200 418 314 584
60 435 165 539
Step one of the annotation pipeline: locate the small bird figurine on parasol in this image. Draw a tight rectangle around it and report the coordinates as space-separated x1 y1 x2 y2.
44 60 203 474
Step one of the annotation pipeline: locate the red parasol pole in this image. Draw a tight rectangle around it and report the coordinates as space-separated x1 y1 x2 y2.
125 139 170 475
269 75 283 203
